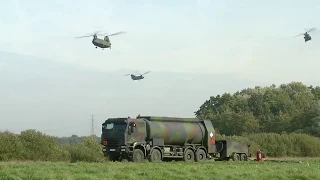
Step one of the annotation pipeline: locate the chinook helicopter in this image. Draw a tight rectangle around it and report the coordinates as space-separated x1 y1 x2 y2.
294 28 316 43
75 31 125 49
124 71 151 81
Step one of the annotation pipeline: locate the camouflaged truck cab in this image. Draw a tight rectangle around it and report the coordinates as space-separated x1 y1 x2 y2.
101 115 250 162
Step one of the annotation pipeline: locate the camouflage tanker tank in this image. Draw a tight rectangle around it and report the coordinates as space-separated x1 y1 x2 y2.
144 116 209 145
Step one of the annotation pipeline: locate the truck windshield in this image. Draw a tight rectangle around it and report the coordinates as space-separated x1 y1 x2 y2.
103 123 127 131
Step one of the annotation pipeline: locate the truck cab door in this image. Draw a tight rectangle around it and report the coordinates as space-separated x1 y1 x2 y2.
126 121 146 144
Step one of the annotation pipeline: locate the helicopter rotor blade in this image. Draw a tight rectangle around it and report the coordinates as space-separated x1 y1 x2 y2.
293 33 304 38
74 31 105 39
104 31 126 36
306 28 316 33
124 74 131 76
74 35 94 39
141 71 151 75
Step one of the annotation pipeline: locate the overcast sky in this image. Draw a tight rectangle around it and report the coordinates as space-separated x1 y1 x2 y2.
1 0 320 137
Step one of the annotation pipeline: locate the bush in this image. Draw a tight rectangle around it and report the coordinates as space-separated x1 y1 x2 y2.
67 136 105 163
0 131 24 161
19 129 70 161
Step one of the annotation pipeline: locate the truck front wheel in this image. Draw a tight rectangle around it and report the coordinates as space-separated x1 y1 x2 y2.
131 149 144 162
108 153 120 162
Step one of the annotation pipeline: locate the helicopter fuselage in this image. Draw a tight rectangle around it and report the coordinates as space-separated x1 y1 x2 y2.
304 33 311 42
92 37 111 48
131 75 144 81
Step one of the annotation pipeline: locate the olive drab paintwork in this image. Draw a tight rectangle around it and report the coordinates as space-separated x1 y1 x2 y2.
215 140 250 161
101 115 250 162
75 31 125 49
101 118 127 146
92 37 111 48
202 120 216 154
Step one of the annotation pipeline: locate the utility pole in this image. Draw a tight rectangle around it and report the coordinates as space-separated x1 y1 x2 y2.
91 114 95 136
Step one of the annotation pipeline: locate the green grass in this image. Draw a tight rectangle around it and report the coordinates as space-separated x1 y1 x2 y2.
1 158 320 180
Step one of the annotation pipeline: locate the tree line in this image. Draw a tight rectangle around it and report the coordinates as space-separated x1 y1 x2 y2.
195 81 320 137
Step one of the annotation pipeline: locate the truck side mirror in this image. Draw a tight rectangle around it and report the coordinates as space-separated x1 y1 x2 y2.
129 122 136 133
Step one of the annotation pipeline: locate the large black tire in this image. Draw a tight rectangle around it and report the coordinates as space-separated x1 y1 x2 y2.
240 154 248 161
132 149 144 162
183 149 195 162
148 149 162 162
195 149 207 162
231 153 240 161
108 153 120 162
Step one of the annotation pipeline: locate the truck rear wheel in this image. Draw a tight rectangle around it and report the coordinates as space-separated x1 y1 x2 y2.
240 154 248 161
195 149 206 162
183 149 195 162
132 149 144 162
148 149 162 162
231 153 240 161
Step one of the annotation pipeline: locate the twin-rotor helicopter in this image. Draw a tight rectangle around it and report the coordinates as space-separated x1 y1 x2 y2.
75 31 125 49
294 28 316 43
124 71 151 81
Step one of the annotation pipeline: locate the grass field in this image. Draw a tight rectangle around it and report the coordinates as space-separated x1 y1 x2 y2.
1 158 320 180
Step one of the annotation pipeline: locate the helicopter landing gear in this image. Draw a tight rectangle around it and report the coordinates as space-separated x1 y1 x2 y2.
95 47 97 48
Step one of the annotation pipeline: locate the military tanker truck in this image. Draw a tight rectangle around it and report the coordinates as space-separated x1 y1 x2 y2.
101 115 250 162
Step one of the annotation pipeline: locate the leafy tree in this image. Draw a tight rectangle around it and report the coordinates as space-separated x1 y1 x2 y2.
195 82 320 137
0 131 23 161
